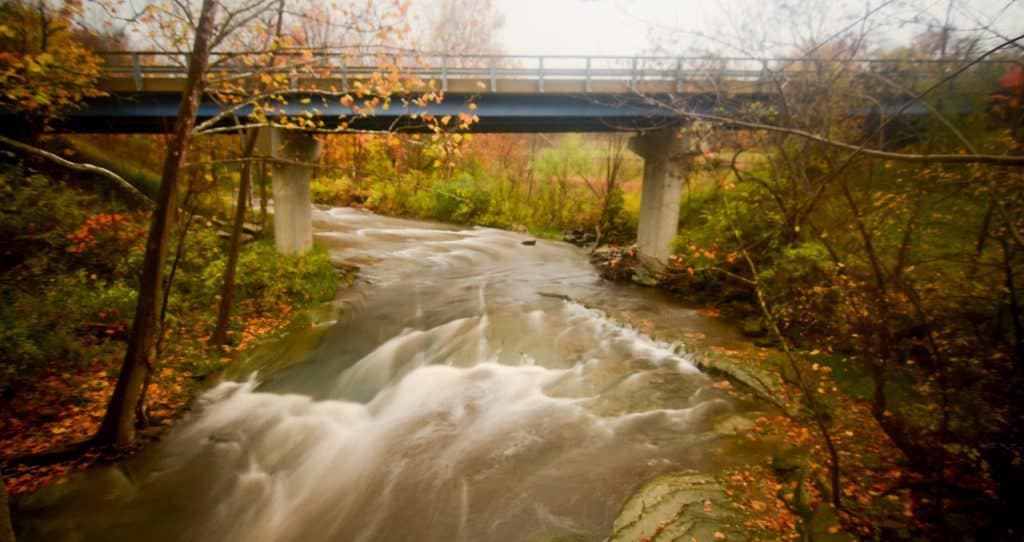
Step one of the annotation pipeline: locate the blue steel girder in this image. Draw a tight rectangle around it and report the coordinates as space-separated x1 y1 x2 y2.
28 91 768 134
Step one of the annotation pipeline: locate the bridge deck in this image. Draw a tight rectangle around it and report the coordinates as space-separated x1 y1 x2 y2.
8 52 1004 134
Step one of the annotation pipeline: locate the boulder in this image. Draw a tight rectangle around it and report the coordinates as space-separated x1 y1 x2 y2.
216 230 254 243
807 503 857 542
607 470 771 542
741 317 767 338
630 265 663 287
713 414 756 435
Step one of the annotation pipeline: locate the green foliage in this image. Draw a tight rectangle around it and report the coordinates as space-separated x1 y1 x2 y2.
427 172 490 222
198 239 337 311
70 137 162 198
314 133 641 238
759 242 835 295
657 51 1024 537
0 271 136 385
0 1 105 132
310 175 354 206
758 242 840 341
0 164 140 393
0 160 337 395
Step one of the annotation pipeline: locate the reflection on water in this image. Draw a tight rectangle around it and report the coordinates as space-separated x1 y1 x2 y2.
15 207 758 542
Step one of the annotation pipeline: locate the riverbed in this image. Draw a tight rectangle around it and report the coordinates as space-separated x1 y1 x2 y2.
15 207 766 541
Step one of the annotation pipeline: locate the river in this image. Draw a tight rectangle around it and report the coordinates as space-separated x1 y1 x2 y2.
15 207 762 542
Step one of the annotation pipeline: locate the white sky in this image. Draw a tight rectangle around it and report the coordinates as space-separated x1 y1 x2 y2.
496 0 654 55
489 0 1024 56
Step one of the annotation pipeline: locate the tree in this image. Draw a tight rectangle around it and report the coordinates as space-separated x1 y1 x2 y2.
209 0 287 347
0 0 105 140
419 0 503 59
0 468 13 542
96 0 219 447
208 127 258 346
634 0 1024 536
94 0 475 443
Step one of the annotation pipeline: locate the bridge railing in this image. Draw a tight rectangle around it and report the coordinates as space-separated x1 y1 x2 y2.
96 50 1015 94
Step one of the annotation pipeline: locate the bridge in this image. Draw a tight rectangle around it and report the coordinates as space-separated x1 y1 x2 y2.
67 51 803 134
30 51 1006 267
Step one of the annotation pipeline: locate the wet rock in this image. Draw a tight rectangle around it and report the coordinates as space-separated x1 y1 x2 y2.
630 264 663 288
521 239 536 246
208 434 234 444
535 534 588 541
562 227 596 247
876 519 913 540
694 354 785 411
333 262 360 275
538 292 572 302
769 452 816 516
215 230 254 243
770 449 807 479
608 471 750 542
590 245 641 282
741 317 767 338
807 503 857 542
588 245 616 261
713 414 756 435
242 222 263 236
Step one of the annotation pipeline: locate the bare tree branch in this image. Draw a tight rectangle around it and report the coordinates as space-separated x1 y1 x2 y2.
0 135 152 205
675 110 1024 166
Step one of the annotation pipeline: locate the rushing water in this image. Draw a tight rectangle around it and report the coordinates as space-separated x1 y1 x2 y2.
16 207 761 542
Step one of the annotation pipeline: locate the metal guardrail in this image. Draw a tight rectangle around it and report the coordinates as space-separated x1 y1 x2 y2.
97 50 1016 93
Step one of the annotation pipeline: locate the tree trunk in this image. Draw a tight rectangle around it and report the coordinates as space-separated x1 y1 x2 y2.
259 162 268 225
137 171 202 427
210 130 260 346
96 0 219 447
0 468 14 542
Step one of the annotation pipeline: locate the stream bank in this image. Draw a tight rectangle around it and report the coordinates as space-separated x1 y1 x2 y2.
10 209 897 541
586 244 913 541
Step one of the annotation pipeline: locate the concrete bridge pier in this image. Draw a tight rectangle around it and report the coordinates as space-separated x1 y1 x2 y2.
629 126 704 271
259 127 321 254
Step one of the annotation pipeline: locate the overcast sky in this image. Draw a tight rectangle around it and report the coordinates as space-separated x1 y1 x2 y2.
488 0 1024 56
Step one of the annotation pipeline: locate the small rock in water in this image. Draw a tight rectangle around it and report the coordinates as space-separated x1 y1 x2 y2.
538 291 572 301
741 317 767 338
521 239 536 246
590 244 641 282
216 230 254 243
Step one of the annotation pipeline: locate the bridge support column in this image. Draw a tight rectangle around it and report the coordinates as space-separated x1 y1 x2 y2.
260 127 321 255
629 126 703 269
